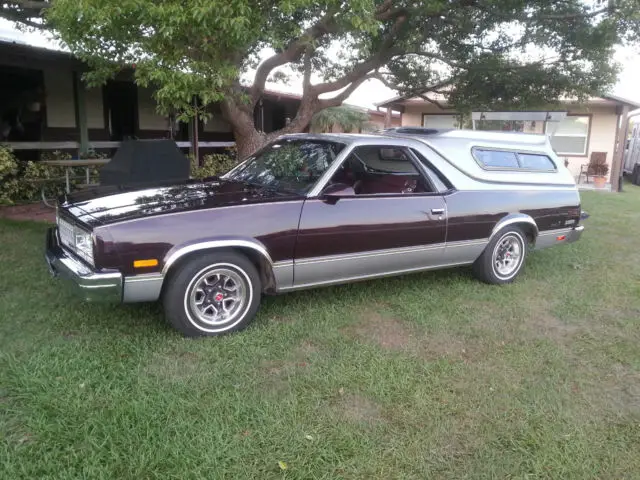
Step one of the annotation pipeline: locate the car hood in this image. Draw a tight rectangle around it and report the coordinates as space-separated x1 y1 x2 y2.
61 178 301 227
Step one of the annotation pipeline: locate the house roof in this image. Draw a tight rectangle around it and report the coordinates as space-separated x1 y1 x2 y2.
0 38 81 68
376 91 640 110
599 94 640 109
367 108 401 118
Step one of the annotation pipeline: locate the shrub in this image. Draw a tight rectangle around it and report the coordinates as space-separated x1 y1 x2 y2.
191 148 239 180
0 146 20 205
0 149 109 205
591 160 609 177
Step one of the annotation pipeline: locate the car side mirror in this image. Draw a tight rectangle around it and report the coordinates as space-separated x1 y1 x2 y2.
320 183 355 203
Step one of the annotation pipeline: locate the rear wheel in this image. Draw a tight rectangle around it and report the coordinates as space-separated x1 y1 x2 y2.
162 251 261 337
473 226 528 284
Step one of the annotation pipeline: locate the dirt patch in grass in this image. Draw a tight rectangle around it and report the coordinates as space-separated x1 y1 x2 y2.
468 297 582 348
527 312 581 341
293 340 319 361
343 309 482 361
335 393 384 425
257 340 318 396
143 350 204 383
580 363 640 418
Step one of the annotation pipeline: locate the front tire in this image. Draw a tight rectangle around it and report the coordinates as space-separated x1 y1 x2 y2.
473 226 528 284
162 251 261 337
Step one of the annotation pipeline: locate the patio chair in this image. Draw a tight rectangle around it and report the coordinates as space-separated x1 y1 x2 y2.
578 151 607 184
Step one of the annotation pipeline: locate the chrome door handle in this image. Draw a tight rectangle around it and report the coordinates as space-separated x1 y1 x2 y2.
431 208 445 215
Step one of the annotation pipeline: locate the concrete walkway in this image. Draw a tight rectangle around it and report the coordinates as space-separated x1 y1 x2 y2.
577 183 612 192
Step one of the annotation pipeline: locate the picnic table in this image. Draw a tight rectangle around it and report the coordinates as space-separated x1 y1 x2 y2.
38 158 111 207
40 158 112 193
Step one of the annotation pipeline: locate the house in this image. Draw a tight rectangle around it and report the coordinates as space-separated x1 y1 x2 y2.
0 39 300 160
366 108 401 131
377 92 640 183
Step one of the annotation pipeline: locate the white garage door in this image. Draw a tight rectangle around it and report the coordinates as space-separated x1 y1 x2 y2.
422 114 459 129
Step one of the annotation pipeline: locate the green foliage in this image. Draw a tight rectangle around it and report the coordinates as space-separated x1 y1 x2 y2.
45 0 640 125
0 146 20 205
191 149 239 179
265 144 306 178
0 149 108 204
38 0 640 158
311 105 371 133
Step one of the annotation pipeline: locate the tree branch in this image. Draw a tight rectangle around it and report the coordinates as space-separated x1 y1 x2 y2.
250 10 338 106
0 7 45 28
399 51 462 69
375 6 408 21
540 6 609 20
10 0 50 9
302 46 312 94
312 13 407 96
416 93 453 111
312 53 390 95
318 74 376 108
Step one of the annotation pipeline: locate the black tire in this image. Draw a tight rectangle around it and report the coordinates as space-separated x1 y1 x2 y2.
473 226 528 285
162 251 261 337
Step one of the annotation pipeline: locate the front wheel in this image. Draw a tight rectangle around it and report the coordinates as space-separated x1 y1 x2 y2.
162 251 262 337
473 226 528 284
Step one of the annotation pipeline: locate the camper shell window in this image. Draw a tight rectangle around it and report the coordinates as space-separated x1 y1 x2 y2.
472 148 556 172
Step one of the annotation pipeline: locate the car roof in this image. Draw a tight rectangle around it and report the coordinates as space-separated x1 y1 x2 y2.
280 128 548 149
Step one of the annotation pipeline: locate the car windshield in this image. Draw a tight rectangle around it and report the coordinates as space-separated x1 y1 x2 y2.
225 139 345 194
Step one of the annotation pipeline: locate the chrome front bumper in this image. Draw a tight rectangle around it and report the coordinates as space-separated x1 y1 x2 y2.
45 227 123 302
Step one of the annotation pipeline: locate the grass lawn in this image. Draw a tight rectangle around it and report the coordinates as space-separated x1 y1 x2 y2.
2 185 640 479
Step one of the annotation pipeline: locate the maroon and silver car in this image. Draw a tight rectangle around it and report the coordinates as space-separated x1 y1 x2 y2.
45 128 585 336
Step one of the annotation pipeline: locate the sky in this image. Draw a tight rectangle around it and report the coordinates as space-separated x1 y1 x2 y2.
1 18 638 111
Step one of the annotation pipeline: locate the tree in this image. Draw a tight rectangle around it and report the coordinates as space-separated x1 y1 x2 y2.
0 1 50 28
3 1 639 158
311 105 372 133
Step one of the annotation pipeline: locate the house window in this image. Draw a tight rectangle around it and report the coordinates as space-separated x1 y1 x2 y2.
475 120 525 132
422 114 459 129
547 115 590 156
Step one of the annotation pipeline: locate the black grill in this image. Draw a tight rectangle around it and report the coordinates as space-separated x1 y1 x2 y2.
99 139 190 186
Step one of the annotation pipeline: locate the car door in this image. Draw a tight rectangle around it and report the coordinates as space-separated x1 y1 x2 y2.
293 145 447 288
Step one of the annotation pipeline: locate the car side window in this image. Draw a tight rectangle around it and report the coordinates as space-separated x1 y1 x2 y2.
329 146 433 195
410 149 453 192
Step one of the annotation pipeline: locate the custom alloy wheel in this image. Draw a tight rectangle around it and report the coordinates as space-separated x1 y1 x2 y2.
473 226 528 285
491 233 524 280
163 251 262 337
186 266 249 327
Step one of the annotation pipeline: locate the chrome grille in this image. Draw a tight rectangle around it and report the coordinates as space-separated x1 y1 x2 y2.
57 218 76 252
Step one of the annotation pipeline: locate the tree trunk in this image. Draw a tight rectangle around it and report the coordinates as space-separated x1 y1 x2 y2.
235 128 267 159
220 98 265 159
221 95 318 160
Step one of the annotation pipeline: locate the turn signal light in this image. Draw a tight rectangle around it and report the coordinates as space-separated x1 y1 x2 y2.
556 235 566 241
133 259 159 268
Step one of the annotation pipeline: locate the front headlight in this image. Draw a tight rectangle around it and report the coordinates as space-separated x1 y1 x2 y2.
74 230 94 265
57 216 94 266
